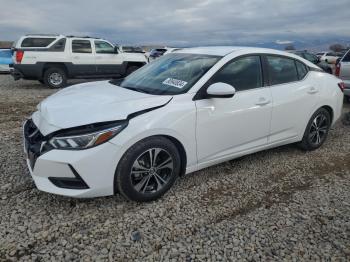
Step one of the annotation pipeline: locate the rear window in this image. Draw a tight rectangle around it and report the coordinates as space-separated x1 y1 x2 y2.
49 38 66 52
303 53 318 64
267 56 299 85
72 40 92 53
21 38 56 47
0 49 12 58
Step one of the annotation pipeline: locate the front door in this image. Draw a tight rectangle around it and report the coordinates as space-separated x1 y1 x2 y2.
195 55 272 164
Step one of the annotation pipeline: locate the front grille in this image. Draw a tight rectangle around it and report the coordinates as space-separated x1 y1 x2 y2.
23 119 52 169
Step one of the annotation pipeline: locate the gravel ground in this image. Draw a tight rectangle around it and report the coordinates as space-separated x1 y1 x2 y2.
0 75 349 261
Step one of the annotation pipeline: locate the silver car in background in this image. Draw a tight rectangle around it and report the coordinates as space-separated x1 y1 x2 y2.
335 49 350 102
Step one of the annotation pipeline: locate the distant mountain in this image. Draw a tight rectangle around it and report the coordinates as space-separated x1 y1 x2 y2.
248 38 350 52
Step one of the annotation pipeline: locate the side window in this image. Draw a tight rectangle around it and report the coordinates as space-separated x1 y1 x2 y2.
49 38 66 52
21 38 55 47
95 41 115 54
295 61 308 80
343 51 350 62
211 56 263 91
267 56 299 85
72 40 92 53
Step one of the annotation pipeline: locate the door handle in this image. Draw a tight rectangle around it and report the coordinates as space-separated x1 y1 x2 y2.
307 87 318 94
73 56 80 59
255 97 270 106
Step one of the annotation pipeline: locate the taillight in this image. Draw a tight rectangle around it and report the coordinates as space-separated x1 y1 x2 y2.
16 50 24 63
338 82 345 93
335 62 341 77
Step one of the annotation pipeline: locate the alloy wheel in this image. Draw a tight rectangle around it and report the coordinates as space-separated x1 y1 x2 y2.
130 148 174 194
308 113 329 146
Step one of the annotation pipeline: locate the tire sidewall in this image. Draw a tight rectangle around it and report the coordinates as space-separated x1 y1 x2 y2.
116 137 181 202
44 68 67 88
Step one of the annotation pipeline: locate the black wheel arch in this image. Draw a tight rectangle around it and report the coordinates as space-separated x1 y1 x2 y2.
124 61 146 73
321 105 334 124
41 62 68 79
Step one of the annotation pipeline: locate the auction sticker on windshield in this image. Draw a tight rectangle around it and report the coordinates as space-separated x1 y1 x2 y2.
163 78 188 89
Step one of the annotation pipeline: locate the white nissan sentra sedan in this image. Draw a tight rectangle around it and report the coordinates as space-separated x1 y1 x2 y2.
23 47 344 202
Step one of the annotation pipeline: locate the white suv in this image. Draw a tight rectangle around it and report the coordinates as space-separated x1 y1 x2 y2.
12 34 147 88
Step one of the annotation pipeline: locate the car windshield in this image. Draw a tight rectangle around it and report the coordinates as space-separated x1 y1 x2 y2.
110 53 221 95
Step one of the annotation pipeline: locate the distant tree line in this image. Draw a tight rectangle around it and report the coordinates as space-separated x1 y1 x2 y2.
0 41 13 49
329 43 347 52
284 43 349 52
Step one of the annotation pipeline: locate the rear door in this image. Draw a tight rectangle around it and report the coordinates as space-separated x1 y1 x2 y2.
266 55 317 143
94 40 123 75
70 39 96 75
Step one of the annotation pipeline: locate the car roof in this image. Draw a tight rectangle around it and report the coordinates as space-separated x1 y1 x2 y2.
174 46 319 69
174 46 301 56
174 46 246 56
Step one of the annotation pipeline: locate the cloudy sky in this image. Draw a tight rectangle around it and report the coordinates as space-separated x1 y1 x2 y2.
0 0 350 46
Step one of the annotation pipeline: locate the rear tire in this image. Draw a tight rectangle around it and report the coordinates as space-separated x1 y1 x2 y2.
298 108 331 151
115 137 181 202
43 67 67 88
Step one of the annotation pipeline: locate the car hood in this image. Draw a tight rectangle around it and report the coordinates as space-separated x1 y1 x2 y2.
32 81 172 135
121 52 147 63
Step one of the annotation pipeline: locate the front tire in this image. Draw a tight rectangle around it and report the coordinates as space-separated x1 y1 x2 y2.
43 67 67 88
299 108 331 151
115 137 181 202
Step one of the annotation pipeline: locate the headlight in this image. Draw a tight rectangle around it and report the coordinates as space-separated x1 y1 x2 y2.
49 123 126 150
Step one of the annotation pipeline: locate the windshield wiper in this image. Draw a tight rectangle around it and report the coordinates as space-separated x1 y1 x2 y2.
122 86 152 94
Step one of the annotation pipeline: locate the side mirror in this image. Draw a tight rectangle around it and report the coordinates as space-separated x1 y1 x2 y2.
114 46 119 54
206 82 236 98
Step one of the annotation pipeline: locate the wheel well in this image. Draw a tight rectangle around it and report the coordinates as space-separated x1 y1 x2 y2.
321 105 334 123
126 62 145 69
162 135 187 176
113 135 188 194
42 63 68 78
